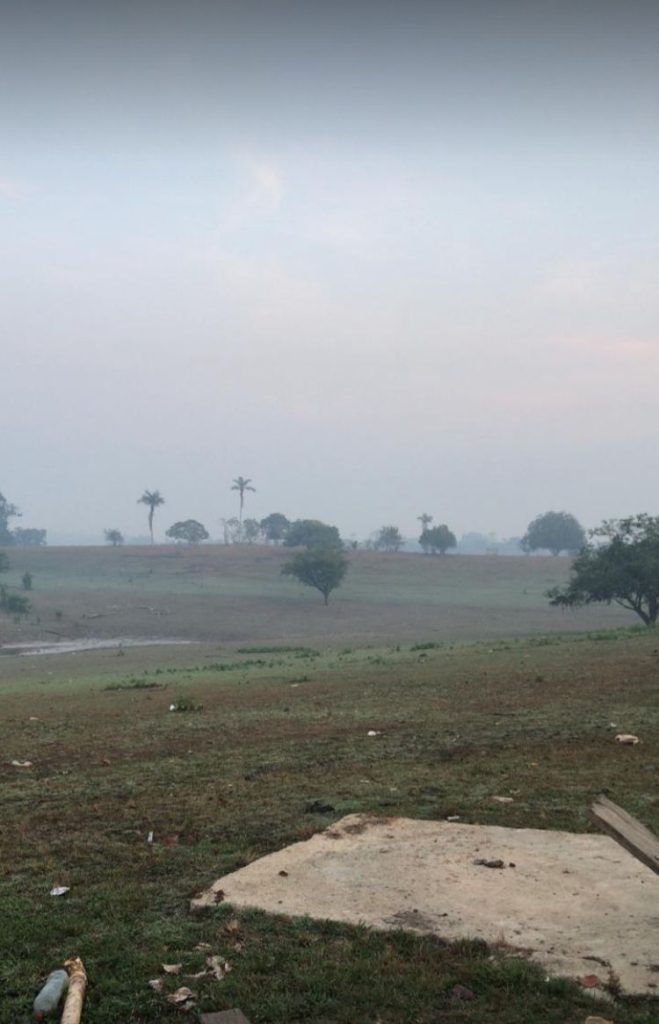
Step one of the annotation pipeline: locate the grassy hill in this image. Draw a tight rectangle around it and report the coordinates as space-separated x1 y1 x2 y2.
0 544 629 648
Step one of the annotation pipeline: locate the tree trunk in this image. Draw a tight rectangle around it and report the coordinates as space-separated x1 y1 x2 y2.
148 509 154 544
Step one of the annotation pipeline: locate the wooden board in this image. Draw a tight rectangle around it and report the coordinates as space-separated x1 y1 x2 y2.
199 1011 251 1024
590 795 659 876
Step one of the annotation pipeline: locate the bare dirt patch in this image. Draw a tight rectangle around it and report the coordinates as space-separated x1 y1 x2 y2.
193 813 659 995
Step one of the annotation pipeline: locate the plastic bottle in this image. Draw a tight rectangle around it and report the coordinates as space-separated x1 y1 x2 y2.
33 969 69 1020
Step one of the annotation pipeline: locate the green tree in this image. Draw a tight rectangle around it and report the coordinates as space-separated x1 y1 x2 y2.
521 511 586 556
242 518 262 544
375 525 403 552
138 490 165 544
166 519 209 544
231 476 255 530
12 528 46 546
282 547 349 605
548 514 659 626
417 513 433 532
284 519 342 550
104 529 124 547
260 512 290 544
0 492 21 546
420 524 457 555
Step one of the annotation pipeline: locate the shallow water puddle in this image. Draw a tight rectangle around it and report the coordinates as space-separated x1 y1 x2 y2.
0 637 193 656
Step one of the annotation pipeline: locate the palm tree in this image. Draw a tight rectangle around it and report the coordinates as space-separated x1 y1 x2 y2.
417 513 433 533
231 477 255 530
138 489 165 544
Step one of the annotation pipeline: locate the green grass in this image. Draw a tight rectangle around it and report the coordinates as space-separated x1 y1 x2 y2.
2 616 659 1022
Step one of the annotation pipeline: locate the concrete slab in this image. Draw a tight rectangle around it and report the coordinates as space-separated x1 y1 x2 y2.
193 814 659 995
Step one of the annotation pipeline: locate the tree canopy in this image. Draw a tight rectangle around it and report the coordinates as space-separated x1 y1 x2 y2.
374 525 403 552
521 511 586 556
166 519 209 544
419 524 456 555
104 529 124 547
282 547 349 605
138 490 165 544
284 519 342 550
547 514 659 626
0 492 21 546
12 528 46 546
260 512 290 544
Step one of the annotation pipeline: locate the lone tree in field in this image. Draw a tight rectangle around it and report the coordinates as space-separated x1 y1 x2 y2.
282 547 349 605
260 512 290 544
231 476 255 532
104 529 124 547
547 514 659 626
375 525 403 552
138 489 165 544
420 524 457 555
521 511 586 556
417 513 433 532
0 492 21 546
166 519 209 544
284 519 342 550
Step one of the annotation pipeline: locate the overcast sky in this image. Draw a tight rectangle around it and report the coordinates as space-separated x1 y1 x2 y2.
2 0 658 542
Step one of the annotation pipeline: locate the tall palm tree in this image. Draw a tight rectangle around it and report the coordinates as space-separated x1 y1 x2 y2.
417 513 433 533
138 489 165 544
231 477 255 529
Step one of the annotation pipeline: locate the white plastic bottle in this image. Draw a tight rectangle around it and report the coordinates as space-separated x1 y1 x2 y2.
33 969 69 1020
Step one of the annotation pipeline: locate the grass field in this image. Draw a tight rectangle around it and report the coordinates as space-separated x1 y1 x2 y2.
1 546 657 1023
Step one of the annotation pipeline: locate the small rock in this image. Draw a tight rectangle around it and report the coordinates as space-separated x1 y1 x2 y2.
473 858 505 869
615 733 640 745
584 1017 614 1024
451 984 475 1000
278 869 289 877
492 795 514 803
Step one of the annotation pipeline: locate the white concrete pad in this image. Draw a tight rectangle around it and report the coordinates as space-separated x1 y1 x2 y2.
193 814 659 994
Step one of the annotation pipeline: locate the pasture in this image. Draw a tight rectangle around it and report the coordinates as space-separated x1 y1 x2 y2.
1 546 657 1023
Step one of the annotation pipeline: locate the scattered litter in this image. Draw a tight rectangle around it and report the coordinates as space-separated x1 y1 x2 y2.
473 859 505 869
148 979 164 993
167 986 195 1007
29 716 39 721
305 800 335 814
206 956 231 981
584 1017 614 1024
147 831 154 844
367 730 380 737
451 984 475 1000
609 723 618 729
169 698 203 713
492 795 514 803
162 964 182 975
11 760 33 768
194 942 212 952
446 815 461 822
579 974 602 989
615 734 640 745
49 886 70 897
34 968 69 1020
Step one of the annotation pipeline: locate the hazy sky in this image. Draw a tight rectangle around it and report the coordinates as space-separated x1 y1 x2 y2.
2 0 658 542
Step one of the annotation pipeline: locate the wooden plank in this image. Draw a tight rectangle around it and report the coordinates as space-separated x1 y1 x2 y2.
590 795 659 876
199 1010 251 1024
